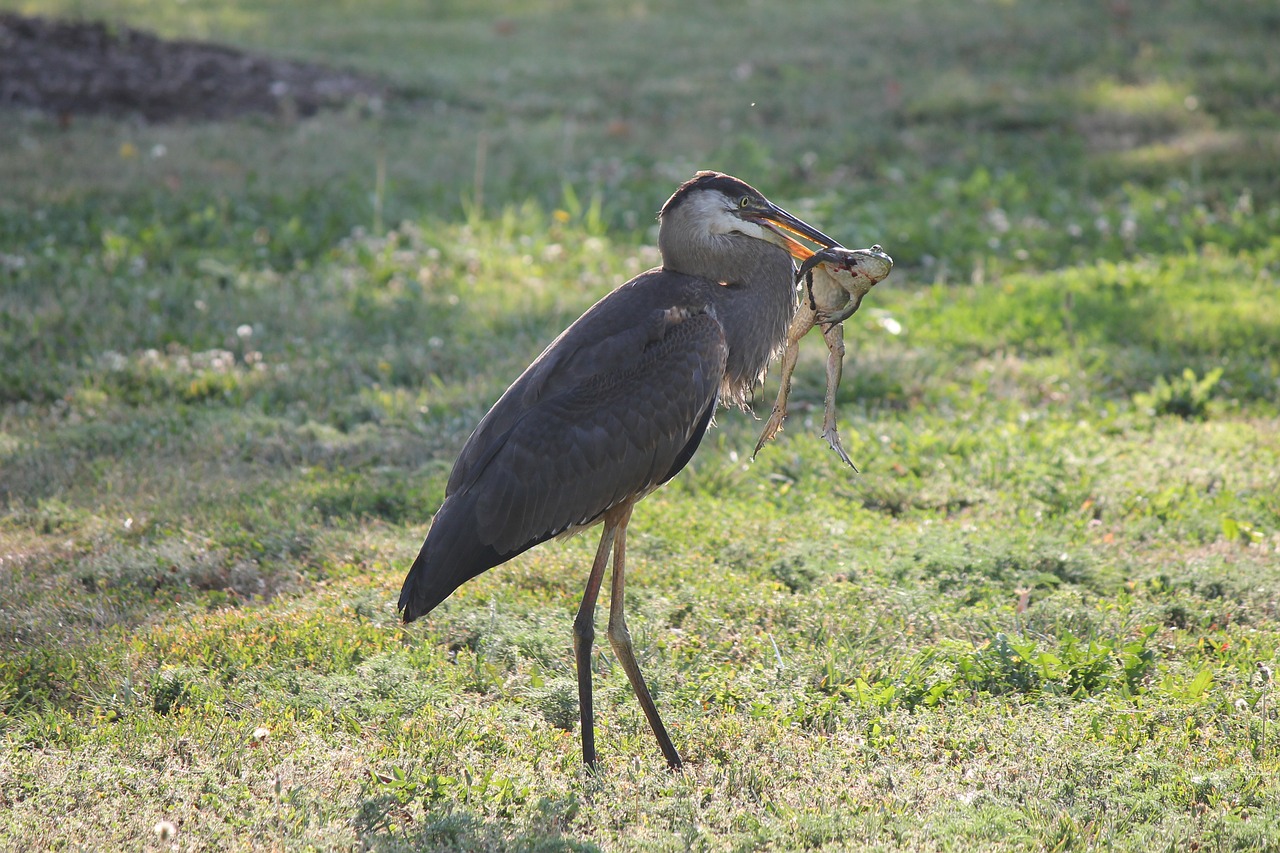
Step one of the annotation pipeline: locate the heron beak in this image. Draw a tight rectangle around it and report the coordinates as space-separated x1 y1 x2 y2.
756 201 843 260
781 236 816 261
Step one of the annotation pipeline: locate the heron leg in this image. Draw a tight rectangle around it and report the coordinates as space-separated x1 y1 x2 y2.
573 520 616 771
606 504 684 770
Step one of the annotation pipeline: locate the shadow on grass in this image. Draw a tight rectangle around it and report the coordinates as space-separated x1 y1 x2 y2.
359 805 600 853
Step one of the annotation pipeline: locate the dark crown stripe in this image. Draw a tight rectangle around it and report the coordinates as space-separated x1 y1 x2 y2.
660 171 763 217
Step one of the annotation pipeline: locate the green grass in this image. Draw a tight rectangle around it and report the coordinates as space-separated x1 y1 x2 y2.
3 0 1280 849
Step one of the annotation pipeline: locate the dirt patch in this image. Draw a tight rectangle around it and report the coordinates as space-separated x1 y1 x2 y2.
0 13 387 123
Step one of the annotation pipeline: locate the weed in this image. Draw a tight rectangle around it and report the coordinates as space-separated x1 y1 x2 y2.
1134 367 1224 420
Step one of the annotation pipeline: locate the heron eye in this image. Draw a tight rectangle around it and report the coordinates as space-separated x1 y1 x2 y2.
738 196 752 209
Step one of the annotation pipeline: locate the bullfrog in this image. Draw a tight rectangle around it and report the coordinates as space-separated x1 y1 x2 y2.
753 244 893 470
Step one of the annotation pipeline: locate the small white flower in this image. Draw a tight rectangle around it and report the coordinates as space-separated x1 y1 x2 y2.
878 315 903 336
986 208 1010 234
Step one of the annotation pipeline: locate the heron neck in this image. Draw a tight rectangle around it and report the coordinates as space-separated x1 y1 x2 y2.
667 238 796 405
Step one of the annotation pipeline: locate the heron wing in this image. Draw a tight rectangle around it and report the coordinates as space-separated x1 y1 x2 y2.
399 272 726 620
448 269 705 495
471 304 725 553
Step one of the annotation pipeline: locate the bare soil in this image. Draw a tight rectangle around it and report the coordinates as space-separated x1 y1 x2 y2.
0 13 386 123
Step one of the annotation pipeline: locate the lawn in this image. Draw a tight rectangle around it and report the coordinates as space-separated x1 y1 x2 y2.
2 0 1279 850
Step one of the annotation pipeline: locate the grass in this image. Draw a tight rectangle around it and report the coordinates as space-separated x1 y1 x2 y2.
2 0 1280 849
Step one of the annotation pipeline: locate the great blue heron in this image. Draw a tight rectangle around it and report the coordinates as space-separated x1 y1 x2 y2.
399 171 840 770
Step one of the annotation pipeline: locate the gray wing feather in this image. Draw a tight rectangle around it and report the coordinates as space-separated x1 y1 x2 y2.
399 271 725 621
449 270 692 496
446 278 726 555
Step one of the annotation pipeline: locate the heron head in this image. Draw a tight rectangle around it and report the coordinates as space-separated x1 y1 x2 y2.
659 172 841 262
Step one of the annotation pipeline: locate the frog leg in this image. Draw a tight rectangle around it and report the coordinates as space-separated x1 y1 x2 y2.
815 290 864 332
753 316 809 459
819 321 857 471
